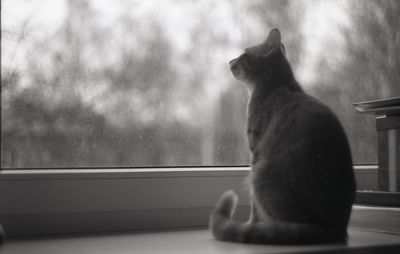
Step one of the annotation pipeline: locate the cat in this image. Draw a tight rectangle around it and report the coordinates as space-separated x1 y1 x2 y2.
209 28 356 244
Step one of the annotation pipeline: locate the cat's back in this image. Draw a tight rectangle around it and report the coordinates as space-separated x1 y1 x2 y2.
254 88 349 145
255 88 353 168
250 88 355 227
278 90 348 144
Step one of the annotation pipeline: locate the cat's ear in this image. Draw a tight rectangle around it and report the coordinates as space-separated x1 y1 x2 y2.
265 28 281 51
280 43 286 55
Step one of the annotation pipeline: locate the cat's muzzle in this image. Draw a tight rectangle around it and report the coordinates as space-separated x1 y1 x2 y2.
229 58 239 69
229 58 245 80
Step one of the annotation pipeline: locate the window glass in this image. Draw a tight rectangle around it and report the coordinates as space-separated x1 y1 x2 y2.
2 0 399 168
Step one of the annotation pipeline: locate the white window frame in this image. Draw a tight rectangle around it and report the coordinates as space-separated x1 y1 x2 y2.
0 165 388 237
0 167 251 237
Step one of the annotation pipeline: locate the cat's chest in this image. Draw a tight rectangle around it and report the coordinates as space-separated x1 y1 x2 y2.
246 115 269 152
246 90 290 152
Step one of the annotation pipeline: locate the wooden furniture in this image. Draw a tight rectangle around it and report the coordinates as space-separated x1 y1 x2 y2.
354 97 400 192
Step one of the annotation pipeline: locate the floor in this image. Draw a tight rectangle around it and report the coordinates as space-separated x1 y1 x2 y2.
1 227 400 254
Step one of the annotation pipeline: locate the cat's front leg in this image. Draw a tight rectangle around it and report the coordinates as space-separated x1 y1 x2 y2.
249 192 261 224
247 168 261 224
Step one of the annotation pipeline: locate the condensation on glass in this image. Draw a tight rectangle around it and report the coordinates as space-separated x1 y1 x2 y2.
1 0 399 168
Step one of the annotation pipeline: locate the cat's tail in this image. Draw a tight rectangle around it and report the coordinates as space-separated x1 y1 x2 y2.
209 190 346 245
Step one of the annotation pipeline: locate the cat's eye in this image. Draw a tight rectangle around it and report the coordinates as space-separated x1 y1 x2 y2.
239 53 252 65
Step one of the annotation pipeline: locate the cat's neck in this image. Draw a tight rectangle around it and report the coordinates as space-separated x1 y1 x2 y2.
247 81 303 121
249 80 303 103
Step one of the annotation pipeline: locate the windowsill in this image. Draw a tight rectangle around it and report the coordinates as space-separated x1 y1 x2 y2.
1 226 400 254
1 167 400 253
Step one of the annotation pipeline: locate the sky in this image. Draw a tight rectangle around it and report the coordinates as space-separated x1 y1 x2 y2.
299 0 351 84
1 0 357 129
2 0 353 86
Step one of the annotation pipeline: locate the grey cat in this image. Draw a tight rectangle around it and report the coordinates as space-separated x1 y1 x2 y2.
209 28 356 244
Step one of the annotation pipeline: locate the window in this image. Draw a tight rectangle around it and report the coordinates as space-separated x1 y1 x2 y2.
1 0 399 238
2 0 399 170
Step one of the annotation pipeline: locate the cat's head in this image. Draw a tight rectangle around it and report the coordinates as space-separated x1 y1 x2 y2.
229 28 294 89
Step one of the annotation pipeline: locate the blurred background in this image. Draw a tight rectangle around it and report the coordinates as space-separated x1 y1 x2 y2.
1 0 399 168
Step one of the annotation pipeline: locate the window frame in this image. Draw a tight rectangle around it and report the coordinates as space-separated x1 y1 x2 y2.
0 166 251 237
1 165 399 238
